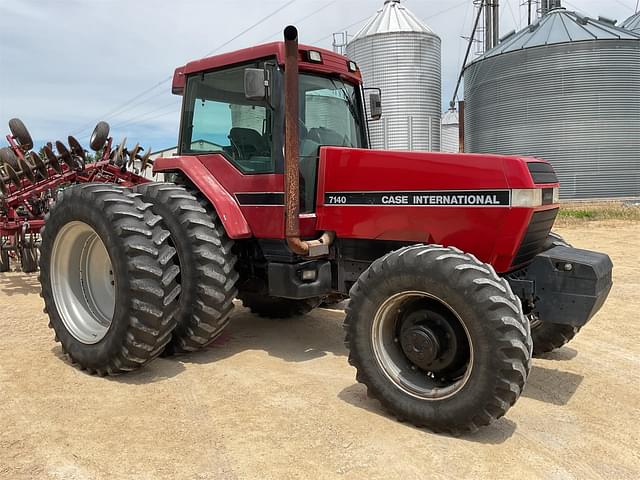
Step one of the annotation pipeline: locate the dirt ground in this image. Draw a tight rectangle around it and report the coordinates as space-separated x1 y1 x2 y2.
0 221 638 480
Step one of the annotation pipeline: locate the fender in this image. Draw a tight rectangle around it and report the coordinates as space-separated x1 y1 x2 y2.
153 156 252 239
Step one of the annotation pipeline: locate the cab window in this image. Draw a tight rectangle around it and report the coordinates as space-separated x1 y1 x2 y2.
180 61 277 174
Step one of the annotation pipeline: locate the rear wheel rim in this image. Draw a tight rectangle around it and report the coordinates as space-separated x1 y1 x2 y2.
50 221 115 344
372 291 473 400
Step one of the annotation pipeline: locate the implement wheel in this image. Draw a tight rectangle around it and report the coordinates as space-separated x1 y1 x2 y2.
0 172 8 197
530 232 581 356
18 157 36 183
8 118 33 151
29 151 49 180
345 245 531 434
20 241 38 273
0 243 9 272
134 183 239 353
43 145 63 174
39 184 181 374
90 121 110 152
0 147 19 170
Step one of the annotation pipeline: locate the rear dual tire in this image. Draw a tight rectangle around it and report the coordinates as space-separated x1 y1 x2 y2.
39 184 181 374
345 245 531 434
134 183 238 353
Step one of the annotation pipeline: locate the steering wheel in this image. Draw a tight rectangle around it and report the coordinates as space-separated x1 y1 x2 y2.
229 136 242 160
298 119 308 139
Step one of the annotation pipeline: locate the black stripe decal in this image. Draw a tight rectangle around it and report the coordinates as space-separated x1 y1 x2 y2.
324 190 511 207
236 192 284 205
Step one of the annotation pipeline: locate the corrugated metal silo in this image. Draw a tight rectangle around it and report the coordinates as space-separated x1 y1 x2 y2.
463 8 640 199
622 11 640 34
441 109 459 153
346 0 441 151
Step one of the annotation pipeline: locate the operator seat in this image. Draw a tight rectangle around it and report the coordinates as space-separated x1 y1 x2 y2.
229 127 269 159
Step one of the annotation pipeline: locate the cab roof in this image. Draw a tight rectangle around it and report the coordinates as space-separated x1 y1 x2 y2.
172 41 362 95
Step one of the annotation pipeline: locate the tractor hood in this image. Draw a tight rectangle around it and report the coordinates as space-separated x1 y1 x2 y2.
315 147 560 272
316 147 556 194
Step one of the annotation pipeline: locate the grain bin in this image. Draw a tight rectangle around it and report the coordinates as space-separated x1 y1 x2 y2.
463 8 640 199
346 0 441 152
622 11 640 34
441 109 459 153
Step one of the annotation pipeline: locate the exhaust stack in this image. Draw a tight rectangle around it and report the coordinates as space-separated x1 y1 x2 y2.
283 25 334 257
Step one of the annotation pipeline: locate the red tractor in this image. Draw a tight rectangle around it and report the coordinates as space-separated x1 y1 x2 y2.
38 27 612 434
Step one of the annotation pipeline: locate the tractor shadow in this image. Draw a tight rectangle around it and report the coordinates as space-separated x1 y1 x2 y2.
338 383 518 444
181 304 349 365
50 345 187 384
535 347 578 362
182 303 584 408
522 364 583 406
0 272 41 296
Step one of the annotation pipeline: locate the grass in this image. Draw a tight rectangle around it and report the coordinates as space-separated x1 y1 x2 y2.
555 201 640 226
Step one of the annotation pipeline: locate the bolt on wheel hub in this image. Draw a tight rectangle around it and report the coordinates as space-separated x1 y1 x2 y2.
400 324 441 369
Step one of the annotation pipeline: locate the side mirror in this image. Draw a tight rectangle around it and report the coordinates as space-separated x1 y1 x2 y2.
244 68 267 100
369 92 382 120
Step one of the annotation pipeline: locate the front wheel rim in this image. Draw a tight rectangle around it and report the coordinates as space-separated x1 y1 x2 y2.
50 221 116 344
372 291 473 400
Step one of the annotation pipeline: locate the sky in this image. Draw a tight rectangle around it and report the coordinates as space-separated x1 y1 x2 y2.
0 0 637 152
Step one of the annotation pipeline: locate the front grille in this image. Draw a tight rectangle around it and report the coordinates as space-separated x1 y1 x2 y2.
527 162 558 184
511 208 559 267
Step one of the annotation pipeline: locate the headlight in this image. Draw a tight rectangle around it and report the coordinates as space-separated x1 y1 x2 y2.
307 50 323 63
511 189 543 207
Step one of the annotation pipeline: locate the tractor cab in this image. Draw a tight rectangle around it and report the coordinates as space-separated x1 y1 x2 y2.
173 40 376 213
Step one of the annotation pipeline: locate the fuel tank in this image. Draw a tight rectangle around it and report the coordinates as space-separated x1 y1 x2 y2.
315 147 560 273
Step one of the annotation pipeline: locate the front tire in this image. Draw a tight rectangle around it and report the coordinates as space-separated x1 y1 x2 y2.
530 232 581 356
345 245 531 434
39 184 181 374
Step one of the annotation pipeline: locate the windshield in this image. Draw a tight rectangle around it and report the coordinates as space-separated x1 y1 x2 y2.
299 74 365 151
179 67 365 180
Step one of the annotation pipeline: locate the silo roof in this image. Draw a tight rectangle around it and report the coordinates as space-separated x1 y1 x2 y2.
622 11 640 33
351 0 436 41
467 8 640 67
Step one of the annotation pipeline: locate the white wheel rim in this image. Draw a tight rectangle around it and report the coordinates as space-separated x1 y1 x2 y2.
50 221 115 344
371 291 474 400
